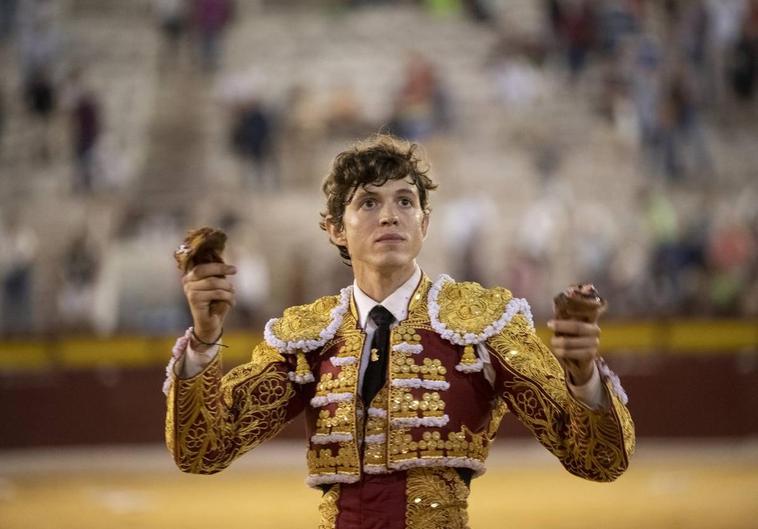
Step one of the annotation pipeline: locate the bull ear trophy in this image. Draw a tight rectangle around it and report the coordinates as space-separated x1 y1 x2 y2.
174 226 228 274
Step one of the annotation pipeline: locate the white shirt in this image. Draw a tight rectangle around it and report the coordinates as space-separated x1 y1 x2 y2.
181 264 606 408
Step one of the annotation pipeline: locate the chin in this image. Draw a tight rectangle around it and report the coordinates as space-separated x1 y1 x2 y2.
372 252 416 271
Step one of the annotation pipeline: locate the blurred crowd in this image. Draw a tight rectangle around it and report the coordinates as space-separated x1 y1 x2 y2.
0 0 757 337
486 0 758 318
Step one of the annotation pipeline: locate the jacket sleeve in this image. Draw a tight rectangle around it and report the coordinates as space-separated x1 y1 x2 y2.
165 341 306 474
486 313 635 482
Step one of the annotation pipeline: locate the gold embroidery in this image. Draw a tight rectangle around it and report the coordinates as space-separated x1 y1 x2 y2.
167 342 298 474
391 326 424 345
307 446 360 474
460 345 478 366
486 400 509 439
487 313 568 405
336 334 363 357
390 389 446 418
221 343 287 407
488 317 635 482
389 429 416 456
398 276 435 331
386 425 490 464
406 468 470 529
440 431 469 458
315 365 358 397
306 311 364 478
418 431 444 457
318 484 340 529
270 295 341 344
168 273 634 490
316 401 355 435
365 444 386 465
391 356 447 381
295 351 312 379
436 281 512 335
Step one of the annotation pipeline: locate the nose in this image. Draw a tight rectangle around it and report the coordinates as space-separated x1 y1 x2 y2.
379 201 400 225
380 210 399 226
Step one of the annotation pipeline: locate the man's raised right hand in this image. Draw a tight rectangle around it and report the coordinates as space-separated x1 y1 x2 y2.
182 262 237 347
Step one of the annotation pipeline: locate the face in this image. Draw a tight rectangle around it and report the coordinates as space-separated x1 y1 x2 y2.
328 178 429 275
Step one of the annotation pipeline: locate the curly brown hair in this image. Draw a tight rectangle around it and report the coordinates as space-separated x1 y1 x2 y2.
319 134 438 263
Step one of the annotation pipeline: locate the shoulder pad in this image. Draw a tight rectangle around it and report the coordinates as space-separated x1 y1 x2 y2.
429 274 533 345
264 286 353 353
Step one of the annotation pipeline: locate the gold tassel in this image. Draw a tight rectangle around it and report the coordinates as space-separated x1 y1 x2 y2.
461 344 477 365
296 351 311 378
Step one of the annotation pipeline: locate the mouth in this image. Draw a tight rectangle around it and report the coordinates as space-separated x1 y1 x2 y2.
375 233 406 243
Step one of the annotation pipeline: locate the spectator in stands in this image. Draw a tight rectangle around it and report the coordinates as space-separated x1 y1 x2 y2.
544 0 565 53
16 0 60 79
642 187 683 314
229 96 278 191
0 212 38 336
729 4 758 101
657 67 712 182
155 0 189 67
462 0 494 25
706 0 747 109
388 52 450 140
0 0 17 43
22 66 56 161
706 216 755 315
422 0 462 18
561 0 599 81
57 231 100 332
67 69 102 194
595 0 640 56
191 0 234 72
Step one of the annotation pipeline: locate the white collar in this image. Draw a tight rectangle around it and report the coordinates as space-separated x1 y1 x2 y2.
353 265 422 328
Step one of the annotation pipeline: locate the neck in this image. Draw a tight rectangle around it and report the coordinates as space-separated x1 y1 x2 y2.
353 262 417 302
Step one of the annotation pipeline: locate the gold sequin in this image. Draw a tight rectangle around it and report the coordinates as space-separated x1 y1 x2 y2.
405 468 470 529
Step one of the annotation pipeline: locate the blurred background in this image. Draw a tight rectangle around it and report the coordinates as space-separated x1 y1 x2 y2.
0 0 757 527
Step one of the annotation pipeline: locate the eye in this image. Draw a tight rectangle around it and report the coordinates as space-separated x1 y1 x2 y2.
360 198 377 209
398 197 414 207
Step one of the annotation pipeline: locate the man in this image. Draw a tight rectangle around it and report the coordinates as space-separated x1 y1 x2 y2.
164 134 635 529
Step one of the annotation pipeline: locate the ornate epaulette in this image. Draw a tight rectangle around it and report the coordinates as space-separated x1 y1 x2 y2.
428 274 534 372
264 286 353 383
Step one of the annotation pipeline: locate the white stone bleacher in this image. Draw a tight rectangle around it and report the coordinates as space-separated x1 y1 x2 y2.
203 4 647 299
0 0 159 333
3 1 757 335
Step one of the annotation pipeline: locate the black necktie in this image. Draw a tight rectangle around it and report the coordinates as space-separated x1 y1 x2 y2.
362 305 394 406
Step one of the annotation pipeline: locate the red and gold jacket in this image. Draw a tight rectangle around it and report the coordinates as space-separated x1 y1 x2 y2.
165 274 635 492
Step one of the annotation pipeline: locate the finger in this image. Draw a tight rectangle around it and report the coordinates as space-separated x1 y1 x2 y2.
186 277 235 292
188 290 235 304
184 263 237 282
552 347 598 363
551 335 600 349
547 320 600 337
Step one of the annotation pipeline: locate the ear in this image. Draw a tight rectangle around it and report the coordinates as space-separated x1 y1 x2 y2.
421 212 430 240
326 216 347 247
